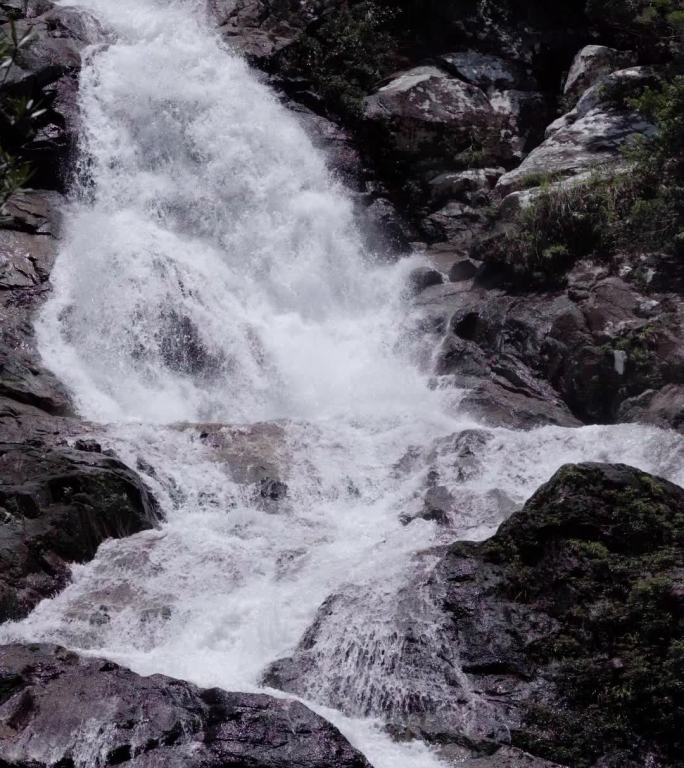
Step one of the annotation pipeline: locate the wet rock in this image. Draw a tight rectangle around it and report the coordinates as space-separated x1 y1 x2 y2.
0 443 159 622
73 438 101 453
0 190 72 418
191 422 290 494
157 310 222 378
290 102 363 185
0 397 79 445
0 189 62 235
421 201 490 248
430 289 581 427
0 0 53 22
425 263 684 429
407 266 444 296
359 196 414 256
563 45 637 105
460 746 565 767
0 346 69 415
0 643 372 768
617 383 684 433
267 463 684 765
401 484 453 526
258 475 289 513
434 462 684 766
459 379 580 429
449 258 479 282
264 577 514 754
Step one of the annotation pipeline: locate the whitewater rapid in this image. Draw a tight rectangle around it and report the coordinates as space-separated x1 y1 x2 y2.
3 0 684 766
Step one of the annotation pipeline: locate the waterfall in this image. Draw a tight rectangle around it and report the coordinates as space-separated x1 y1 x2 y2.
3 0 684 766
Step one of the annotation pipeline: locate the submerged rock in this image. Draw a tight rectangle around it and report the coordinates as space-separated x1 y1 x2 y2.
0 643 372 767
0 443 159 622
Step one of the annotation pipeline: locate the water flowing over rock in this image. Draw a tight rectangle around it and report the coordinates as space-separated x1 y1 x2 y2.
0 643 372 768
265 462 684 766
1 0 684 766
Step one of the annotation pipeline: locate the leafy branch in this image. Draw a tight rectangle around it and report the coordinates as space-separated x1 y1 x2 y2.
0 16 44 214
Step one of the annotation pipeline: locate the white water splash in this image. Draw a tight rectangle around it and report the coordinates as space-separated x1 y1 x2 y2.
5 0 684 766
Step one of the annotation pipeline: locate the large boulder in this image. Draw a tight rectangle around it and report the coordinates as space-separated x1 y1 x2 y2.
497 67 657 194
562 45 637 105
440 51 548 159
419 248 684 430
363 59 547 171
265 463 684 767
0 442 160 621
0 643 372 768
363 66 495 157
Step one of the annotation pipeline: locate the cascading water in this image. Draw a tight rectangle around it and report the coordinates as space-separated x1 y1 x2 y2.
3 0 684 765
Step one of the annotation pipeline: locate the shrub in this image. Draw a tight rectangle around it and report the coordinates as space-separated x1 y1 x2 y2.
276 2 399 117
0 18 45 213
586 0 684 59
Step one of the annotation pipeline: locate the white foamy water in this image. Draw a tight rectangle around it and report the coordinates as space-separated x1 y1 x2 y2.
4 0 684 766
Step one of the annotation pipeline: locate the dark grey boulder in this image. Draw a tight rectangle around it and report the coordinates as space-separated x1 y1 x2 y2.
265 463 684 767
407 266 444 295
449 258 479 282
0 443 160 622
0 643 373 768
363 66 495 158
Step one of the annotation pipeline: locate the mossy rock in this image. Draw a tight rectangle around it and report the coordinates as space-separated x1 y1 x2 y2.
480 462 684 767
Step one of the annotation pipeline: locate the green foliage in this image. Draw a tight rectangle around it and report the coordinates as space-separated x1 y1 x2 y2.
0 17 42 213
632 75 684 156
497 3 684 288
0 146 31 207
586 0 684 58
494 173 642 285
500 137 682 286
278 2 399 117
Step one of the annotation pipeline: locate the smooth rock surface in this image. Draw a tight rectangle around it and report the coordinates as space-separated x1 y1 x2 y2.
0 643 372 768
